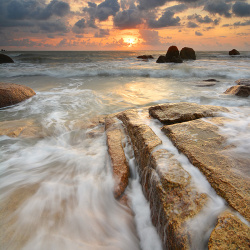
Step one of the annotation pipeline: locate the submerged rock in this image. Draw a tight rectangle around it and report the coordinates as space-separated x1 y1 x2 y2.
0 54 14 64
137 55 154 60
224 85 250 97
156 55 167 63
180 47 196 60
229 49 240 55
0 83 36 108
203 79 219 82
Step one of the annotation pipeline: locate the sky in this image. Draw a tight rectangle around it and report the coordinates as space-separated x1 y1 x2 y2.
0 0 249 51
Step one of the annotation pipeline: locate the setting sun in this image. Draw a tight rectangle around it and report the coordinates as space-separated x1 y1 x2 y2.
124 37 137 47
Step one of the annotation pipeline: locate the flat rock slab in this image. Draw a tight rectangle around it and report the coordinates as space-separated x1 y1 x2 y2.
208 210 250 249
105 116 129 200
0 83 36 108
149 102 228 125
162 117 250 221
236 79 250 86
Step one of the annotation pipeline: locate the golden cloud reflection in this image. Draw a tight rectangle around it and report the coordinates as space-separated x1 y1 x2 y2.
115 81 172 106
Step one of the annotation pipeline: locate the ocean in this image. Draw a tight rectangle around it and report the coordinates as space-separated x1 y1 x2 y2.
0 51 250 250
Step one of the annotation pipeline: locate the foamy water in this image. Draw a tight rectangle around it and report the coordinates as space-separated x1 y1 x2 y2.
0 50 249 249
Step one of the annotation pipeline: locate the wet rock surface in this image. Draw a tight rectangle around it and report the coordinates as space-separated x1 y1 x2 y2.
137 55 154 60
105 102 249 249
224 85 250 97
180 47 196 60
208 210 250 249
0 54 14 64
229 49 240 55
0 82 36 108
149 102 228 125
236 79 250 86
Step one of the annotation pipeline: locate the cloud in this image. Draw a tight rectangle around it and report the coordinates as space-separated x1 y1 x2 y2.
148 10 181 28
139 29 161 45
94 29 110 37
232 2 250 17
165 4 189 13
233 20 250 26
114 8 143 29
187 21 199 28
204 0 232 18
188 13 221 25
96 0 120 21
72 18 86 34
195 31 203 36
39 20 69 33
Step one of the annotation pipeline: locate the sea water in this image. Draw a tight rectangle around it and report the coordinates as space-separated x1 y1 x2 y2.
0 51 249 249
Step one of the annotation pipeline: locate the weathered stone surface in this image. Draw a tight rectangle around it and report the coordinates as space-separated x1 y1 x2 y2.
0 54 14 64
166 46 183 63
105 116 129 199
0 83 36 108
149 102 228 125
180 47 196 60
229 49 240 55
208 210 250 249
162 117 250 221
224 85 250 97
117 109 207 249
236 79 250 86
0 119 43 138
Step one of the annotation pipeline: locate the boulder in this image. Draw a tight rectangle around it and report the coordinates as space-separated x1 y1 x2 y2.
166 46 183 63
229 49 240 55
208 210 250 249
203 79 219 82
0 54 14 64
235 79 250 86
224 85 250 97
137 55 154 59
105 116 130 200
180 47 196 60
162 117 250 221
149 102 228 125
156 55 167 63
0 83 36 108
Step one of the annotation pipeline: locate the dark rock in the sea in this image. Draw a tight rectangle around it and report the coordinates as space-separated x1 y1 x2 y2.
224 85 250 97
149 102 228 125
203 79 219 82
105 116 129 200
0 83 36 108
166 46 183 63
235 79 250 86
156 55 167 63
180 47 196 60
0 54 14 64
209 210 250 249
137 55 154 60
229 49 240 56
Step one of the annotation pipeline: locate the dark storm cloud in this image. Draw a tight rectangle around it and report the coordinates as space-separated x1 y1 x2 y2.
113 8 143 29
72 18 86 34
232 2 250 17
137 0 199 10
96 0 120 21
165 4 189 13
39 20 68 33
187 21 199 28
204 0 232 18
188 14 221 25
148 10 181 28
94 29 110 37
6 0 70 20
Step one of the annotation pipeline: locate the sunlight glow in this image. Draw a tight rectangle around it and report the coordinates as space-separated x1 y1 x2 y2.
124 37 137 47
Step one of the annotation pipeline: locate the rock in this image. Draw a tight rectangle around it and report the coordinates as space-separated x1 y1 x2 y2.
117 109 207 249
229 49 240 55
0 119 44 138
180 47 196 60
105 116 129 199
149 102 229 125
235 79 250 86
162 117 250 221
224 85 250 97
208 210 250 249
156 55 167 63
203 79 219 82
137 55 154 59
0 54 14 64
166 46 183 63
0 83 36 108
